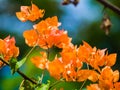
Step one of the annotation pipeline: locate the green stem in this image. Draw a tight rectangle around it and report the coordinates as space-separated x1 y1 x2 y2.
47 47 50 59
87 63 89 70
0 58 37 84
40 70 45 84
79 64 89 90
48 78 64 90
79 80 87 90
25 46 36 58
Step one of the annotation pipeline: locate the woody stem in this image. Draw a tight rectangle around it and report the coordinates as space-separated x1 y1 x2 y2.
0 58 37 84
97 0 120 15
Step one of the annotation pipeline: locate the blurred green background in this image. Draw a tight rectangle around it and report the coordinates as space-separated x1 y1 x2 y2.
0 0 120 90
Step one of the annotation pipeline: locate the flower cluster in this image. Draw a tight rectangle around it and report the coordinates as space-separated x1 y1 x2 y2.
31 42 118 81
87 66 120 90
0 36 19 67
16 3 120 90
23 16 71 49
16 4 44 22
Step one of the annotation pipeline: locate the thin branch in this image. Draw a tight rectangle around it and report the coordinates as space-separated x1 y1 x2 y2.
17 70 37 84
48 78 64 90
79 80 87 90
0 58 37 84
25 46 36 58
97 0 120 15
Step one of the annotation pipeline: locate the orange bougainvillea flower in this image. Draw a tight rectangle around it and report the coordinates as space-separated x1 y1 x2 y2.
77 41 117 71
89 50 117 71
33 16 60 34
23 29 71 49
77 70 99 82
62 65 77 81
60 44 82 69
114 82 120 90
47 57 64 80
45 16 61 30
88 48 107 71
3 36 19 60
98 66 119 90
46 45 82 81
33 29 71 49
87 66 119 90
87 84 100 90
23 16 71 49
0 39 6 67
78 41 93 63
78 41 102 71
0 39 6 55
31 39 118 84
0 36 19 67
23 29 39 47
16 4 45 22
31 52 48 69
94 49 107 66
60 44 77 64
33 20 48 34
105 53 117 66
31 54 63 79
47 30 71 49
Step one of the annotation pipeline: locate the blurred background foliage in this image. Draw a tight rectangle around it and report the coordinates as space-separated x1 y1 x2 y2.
0 0 120 90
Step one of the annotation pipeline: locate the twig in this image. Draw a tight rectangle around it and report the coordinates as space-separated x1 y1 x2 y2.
48 78 64 90
17 70 37 84
0 58 37 84
25 46 36 58
97 0 120 15
79 80 87 90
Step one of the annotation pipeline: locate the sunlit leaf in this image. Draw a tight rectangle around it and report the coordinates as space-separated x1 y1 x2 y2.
19 80 35 90
16 57 27 69
9 57 27 74
9 58 18 74
35 81 50 90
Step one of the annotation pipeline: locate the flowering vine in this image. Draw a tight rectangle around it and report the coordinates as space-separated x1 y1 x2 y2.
0 3 120 90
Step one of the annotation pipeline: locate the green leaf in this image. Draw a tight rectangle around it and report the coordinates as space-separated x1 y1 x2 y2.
35 81 50 90
9 57 27 74
16 57 27 68
19 80 35 90
9 58 18 74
